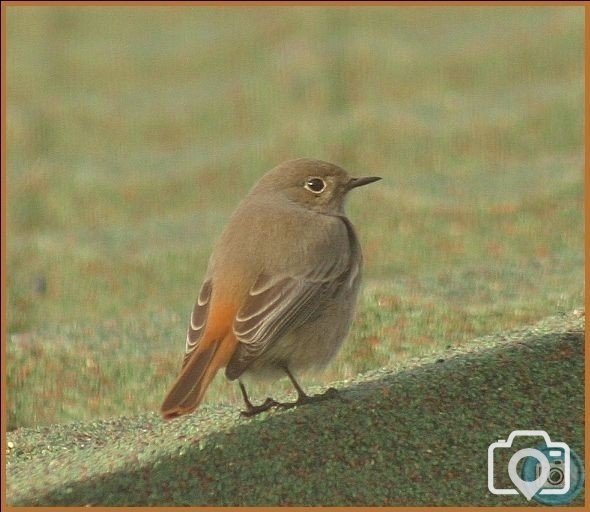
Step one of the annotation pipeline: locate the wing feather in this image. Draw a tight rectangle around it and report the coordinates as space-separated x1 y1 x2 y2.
225 251 352 380
182 279 212 368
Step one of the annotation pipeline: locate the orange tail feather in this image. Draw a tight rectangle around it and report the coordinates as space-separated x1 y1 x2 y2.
161 332 237 419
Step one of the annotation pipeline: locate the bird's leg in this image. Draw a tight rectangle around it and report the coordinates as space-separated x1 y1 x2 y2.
278 366 339 409
238 380 278 417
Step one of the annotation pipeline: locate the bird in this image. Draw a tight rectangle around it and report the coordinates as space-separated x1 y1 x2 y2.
161 158 380 419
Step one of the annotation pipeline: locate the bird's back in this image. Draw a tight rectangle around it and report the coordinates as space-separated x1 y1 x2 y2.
208 194 357 305
211 195 363 379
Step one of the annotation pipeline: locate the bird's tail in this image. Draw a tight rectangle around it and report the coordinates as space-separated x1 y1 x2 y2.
161 332 237 419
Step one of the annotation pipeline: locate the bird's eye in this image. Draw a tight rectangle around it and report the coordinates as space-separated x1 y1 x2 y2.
304 177 326 194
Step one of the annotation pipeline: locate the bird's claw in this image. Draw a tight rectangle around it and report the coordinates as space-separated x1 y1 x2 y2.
240 397 279 417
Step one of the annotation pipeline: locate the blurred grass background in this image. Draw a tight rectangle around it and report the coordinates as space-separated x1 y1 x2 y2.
6 6 584 429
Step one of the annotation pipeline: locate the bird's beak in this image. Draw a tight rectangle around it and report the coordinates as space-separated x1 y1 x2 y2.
346 176 382 190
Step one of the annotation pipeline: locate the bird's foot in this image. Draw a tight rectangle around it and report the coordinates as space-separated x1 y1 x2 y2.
277 387 340 409
240 397 279 417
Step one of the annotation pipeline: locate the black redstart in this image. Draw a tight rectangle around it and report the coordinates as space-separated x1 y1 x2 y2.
161 158 380 418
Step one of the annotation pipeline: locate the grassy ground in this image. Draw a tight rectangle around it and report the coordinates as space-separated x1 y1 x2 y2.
6 7 584 430
6 311 585 506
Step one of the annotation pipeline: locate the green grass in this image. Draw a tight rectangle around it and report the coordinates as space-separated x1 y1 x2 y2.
6 312 585 506
6 7 584 429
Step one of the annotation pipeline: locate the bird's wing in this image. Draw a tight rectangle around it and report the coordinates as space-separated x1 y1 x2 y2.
182 278 212 368
225 251 356 380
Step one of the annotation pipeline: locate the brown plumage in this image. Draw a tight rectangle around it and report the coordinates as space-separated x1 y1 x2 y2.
161 158 380 419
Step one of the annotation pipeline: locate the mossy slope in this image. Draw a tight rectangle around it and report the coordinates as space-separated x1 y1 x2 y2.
7 312 584 506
